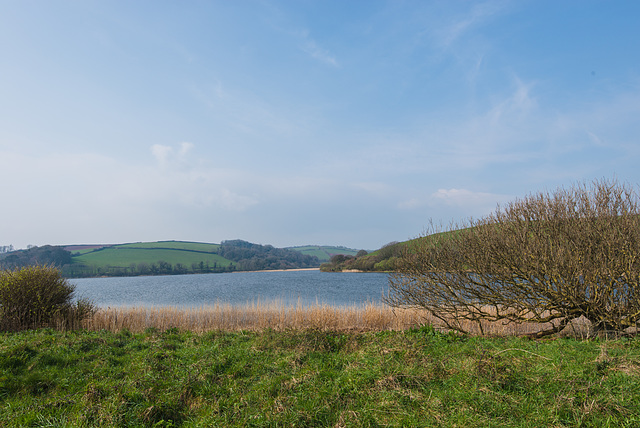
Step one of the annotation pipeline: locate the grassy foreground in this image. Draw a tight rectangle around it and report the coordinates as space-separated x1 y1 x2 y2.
1 326 640 427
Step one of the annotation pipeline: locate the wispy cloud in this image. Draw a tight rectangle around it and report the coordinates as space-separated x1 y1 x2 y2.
486 77 537 124
188 78 309 143
151 142 194 168
436 0 508 48
300 39 339 67
266 7 339 67
397 188 510 217
431 188 510 208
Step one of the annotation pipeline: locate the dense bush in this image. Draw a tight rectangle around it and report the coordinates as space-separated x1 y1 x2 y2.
386 179 640 338
0 265 95 331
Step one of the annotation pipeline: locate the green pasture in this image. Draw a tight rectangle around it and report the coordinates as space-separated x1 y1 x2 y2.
113 241 220 252
68 248 99 255
72 247 230 269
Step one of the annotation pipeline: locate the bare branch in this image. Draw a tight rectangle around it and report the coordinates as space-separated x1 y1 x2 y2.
385 178 640 337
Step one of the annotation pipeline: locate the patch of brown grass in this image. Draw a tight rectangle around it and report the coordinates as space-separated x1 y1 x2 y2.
81 300 577 335
85 301 423 333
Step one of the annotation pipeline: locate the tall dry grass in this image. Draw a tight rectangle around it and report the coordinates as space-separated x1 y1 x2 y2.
81 300 588 336
86 301 421 333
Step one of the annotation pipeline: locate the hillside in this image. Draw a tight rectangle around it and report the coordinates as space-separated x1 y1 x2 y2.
1 240 366 278
65 241 231 277
286 245 362 263
317 228 485 272
63 240 324 277
320 234 452 272
320 241 405 272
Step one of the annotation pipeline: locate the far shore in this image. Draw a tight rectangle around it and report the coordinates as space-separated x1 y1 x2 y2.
238 267 320 273
239 268 369 273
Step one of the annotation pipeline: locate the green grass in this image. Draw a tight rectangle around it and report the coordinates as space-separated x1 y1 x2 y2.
65 242 354 275
113 241 220 252
1 327 639 427
68 248 99 256
72 247 230 270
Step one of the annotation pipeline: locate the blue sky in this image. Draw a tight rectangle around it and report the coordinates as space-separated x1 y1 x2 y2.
1 0 639 251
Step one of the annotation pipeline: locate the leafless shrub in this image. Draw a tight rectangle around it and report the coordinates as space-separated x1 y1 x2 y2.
386 179 640 338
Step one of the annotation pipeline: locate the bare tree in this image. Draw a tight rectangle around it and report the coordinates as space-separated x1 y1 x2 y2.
386 179 640 338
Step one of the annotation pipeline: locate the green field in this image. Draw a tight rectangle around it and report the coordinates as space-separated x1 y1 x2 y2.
113 241 220 252
68 242 355 268
67 248 100 255
62 242 361 267
54 241 364 277
1 327 639 427
72 247 230 269
65 241 233 277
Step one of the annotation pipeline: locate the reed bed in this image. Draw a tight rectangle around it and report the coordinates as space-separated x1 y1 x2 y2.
82 300 590 336
87 301 422 333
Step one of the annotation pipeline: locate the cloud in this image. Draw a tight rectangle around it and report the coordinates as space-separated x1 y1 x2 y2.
151 142 194 167
300 39 339 67
144 143 259 211
189 78 308 142
427 188 513 219
217 189 258 212
397 198 424 210
486 77 537 124
179 142 194 156
151 144 173 166
350 181 393 196
432 188 501 205
0 143 265 246
268 14 339 67
436 0 508 48
397 188 510 215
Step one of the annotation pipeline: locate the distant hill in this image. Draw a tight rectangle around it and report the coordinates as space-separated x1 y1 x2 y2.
63 240 322 277
64 241 230 277
286 246 362 263
319 231 465 272
1 240 370 278
1 240 327 278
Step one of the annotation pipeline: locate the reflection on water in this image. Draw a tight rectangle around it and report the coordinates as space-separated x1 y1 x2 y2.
71 270 390 308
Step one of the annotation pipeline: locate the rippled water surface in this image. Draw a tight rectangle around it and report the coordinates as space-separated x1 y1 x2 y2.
71 270 390 308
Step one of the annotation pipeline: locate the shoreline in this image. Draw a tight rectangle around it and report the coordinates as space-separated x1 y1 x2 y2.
236 267 320 273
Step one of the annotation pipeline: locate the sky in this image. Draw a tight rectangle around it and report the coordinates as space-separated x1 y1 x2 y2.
1 0 640 251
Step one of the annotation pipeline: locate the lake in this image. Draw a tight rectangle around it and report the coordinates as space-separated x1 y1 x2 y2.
71 269 391 308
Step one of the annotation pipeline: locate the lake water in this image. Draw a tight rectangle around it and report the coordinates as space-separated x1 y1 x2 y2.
71 270 391 308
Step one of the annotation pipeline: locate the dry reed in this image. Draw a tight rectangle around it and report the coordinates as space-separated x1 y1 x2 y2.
81 300 584 336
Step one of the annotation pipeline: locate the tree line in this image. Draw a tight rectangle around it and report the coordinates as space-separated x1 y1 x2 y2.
0 245 72 269
218 240 319 271
62 260 237 278
0 245 14 254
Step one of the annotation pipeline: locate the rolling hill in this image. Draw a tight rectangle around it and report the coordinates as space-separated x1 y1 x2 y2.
1 240 365 278
62 241 361 277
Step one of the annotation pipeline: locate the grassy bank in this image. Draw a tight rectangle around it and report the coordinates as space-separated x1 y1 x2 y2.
1 326 640 427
